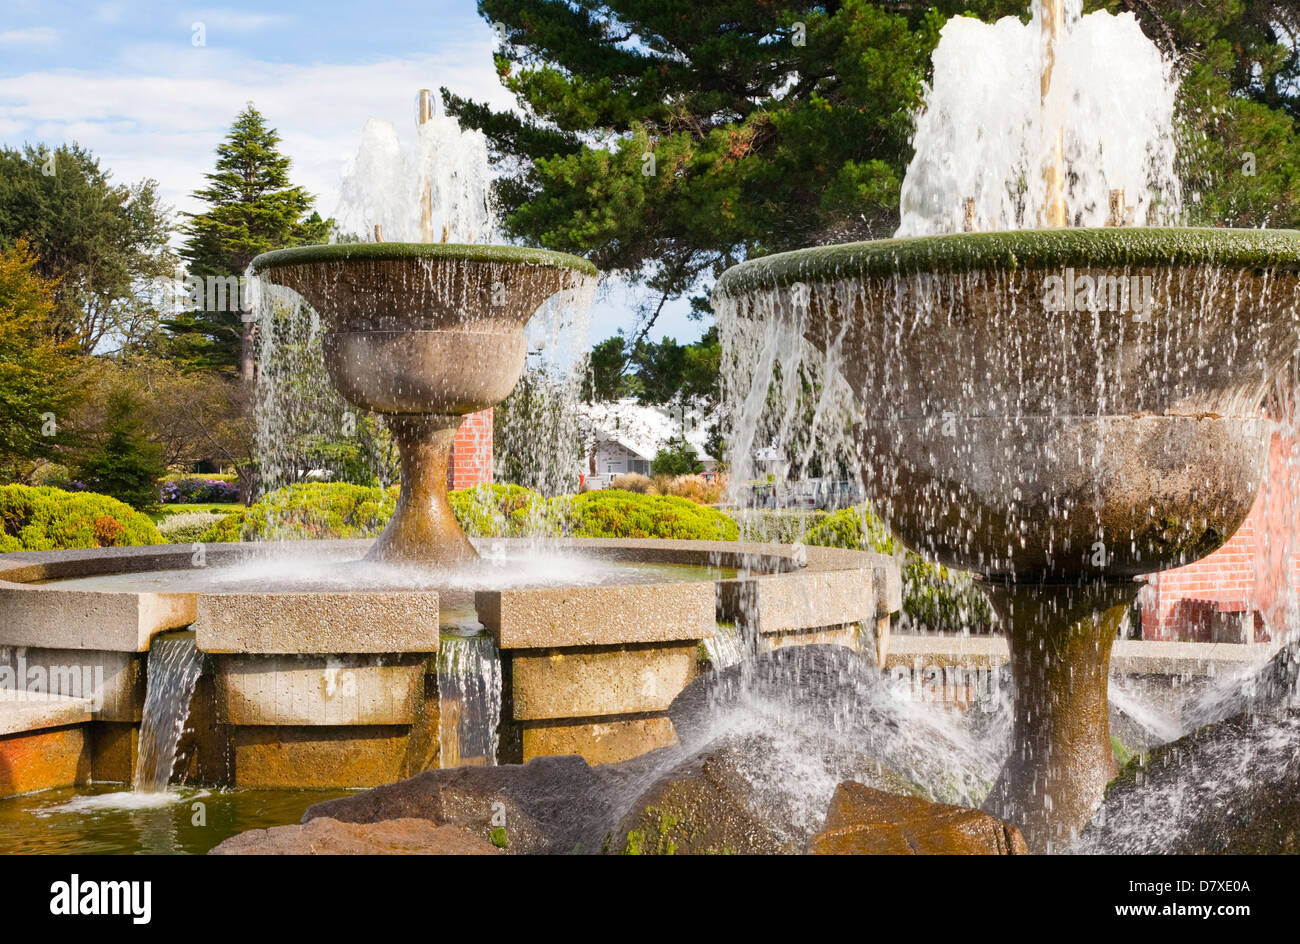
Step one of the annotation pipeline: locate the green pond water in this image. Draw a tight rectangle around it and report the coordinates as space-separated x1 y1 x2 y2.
0 784 352 855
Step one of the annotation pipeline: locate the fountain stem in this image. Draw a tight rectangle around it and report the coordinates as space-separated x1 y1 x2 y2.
367 414 478 565
1040 0 1068 227
982 579 1132 852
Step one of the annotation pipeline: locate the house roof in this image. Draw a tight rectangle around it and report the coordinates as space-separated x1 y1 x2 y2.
580 398 716 462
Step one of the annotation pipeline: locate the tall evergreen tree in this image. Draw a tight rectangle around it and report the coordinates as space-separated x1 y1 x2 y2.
166 105 330 378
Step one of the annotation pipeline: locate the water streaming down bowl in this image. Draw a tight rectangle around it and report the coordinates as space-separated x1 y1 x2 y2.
249 243 597 566
715 0 1300 852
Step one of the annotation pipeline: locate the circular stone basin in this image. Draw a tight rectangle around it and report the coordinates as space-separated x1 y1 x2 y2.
0 538 901 655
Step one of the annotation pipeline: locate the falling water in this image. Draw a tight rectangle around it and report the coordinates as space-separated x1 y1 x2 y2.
133 633 203 793
702 622 747 670
437 633 503 767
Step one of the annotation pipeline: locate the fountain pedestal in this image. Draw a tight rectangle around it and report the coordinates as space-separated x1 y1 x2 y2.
370 415 476 565
981 580 1131 851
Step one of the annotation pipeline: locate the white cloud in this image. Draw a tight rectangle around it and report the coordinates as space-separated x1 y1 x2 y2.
180 8 292 32
0 39 516 222
0 27 60 46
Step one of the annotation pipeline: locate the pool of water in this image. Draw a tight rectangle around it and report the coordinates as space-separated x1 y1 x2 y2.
0 785 352 855
38 551 739 596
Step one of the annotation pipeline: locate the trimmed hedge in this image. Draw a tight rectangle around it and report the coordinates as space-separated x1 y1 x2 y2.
563 490 739 541
199 482 740 544
0 485 164 552
801 507 996 633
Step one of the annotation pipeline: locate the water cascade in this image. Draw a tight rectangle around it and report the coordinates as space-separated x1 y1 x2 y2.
436 633 503 767
133 633 203 793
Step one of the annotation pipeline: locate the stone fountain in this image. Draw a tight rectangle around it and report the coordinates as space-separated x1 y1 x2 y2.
715 0 1300 852
249 242 594 565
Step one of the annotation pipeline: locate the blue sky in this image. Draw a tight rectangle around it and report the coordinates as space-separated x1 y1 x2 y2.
0 0 704 343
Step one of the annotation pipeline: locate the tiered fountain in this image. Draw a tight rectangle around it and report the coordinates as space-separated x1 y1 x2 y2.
716 0 1300 850
0 93 900 816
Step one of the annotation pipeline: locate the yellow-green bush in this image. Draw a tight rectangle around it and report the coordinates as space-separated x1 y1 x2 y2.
198 481 740 543
200 482 398 542
0 485 164 552
563 490 738 541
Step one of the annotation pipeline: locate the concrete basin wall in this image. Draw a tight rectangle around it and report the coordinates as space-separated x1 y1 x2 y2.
0 537 900 790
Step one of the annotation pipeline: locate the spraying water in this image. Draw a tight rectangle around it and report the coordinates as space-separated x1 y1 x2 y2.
898 1 1181 235
133 634 203 793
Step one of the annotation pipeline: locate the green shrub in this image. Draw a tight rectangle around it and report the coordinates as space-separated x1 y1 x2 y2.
448 483 555 537
200 482 398 542
802 507 996 633
201 482 741 544
651 436 705 476
157 510 227 544
0 485 164 551
73 389 166 511
564 490 739 541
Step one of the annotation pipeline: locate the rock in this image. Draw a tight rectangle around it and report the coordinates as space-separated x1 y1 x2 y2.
1079 709 1300 854
808 782 1029 854
210 817 499 855
302 754 613 854
609 732 919 854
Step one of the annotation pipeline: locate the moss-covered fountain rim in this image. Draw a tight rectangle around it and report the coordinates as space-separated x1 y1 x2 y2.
713 227 1300 296
250 241 598 277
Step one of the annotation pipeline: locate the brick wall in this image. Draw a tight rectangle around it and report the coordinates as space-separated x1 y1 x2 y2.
1141 417 1300 641
447 409 493 490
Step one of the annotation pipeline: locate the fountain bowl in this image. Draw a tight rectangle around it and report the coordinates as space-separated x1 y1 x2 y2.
716 226 1300 849
251 243 597 565
715 228 1300 582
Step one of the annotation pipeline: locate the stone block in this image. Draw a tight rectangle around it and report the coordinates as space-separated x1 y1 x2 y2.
232 724 417 789
477 583 715 649
194 591 440 655
509 643 698 720
0 647 143 722
521 715 677 765
0 725 90 797
215 654 424 726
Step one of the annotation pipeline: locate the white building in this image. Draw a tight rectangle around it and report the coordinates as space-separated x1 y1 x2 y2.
579 399 717 487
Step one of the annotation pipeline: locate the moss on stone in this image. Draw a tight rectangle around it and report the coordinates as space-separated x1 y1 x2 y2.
714 227 1300 295
489 826 508 849
250 241 597 276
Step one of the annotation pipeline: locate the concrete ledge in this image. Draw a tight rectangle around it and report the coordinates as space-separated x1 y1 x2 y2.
0 647 143 722
477 583 715 649
0 687 93 736
215 655 425 726
885 633 1285 677
194 592 441 655
508 643 697 720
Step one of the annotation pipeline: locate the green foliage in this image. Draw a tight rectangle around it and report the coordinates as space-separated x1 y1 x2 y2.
156 510 227 544
563 490 738 541
0 241 81 480
200 482 398 542
651 436 705 476
73 389 166 511
448 483 554 537
165 105 331 374
0 143 173 354
200 481 739 543
802 507 995 633
0 485 164 552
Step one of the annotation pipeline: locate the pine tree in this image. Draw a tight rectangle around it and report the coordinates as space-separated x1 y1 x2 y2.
165 105 331 377
74 388 166 511
451 0 1300 339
